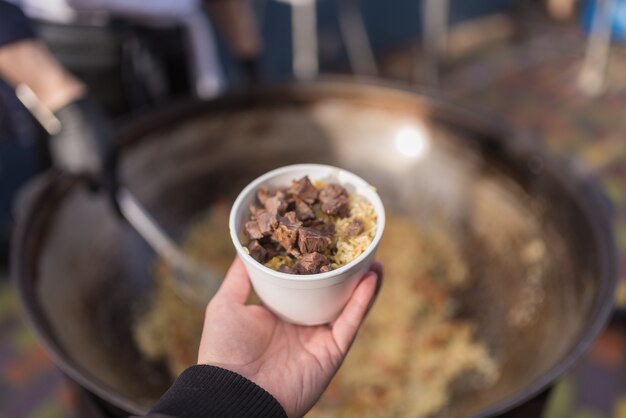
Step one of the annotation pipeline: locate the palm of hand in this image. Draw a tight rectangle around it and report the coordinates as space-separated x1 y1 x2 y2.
198 259 380 418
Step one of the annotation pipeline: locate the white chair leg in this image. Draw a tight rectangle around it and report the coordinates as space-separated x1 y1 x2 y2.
183 13 227 99
338 0 377 76
417 0 449 87
290 0 319 80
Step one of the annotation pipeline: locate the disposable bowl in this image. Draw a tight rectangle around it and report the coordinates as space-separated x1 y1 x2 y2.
229 164 386 325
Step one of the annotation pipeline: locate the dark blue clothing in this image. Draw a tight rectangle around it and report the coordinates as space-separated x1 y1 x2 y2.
146 365 287 418
0 1 36 47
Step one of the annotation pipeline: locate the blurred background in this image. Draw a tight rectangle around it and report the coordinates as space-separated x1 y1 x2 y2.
1 0 626 417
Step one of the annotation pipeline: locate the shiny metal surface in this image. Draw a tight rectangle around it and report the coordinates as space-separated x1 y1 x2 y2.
12 80 616 417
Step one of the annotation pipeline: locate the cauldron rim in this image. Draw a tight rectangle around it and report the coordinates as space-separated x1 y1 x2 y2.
11 77 618 417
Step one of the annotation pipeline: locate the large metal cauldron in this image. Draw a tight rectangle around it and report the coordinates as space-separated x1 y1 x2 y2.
12 80 616 418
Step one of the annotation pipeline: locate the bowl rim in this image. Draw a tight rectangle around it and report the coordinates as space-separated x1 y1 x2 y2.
228 163 386 281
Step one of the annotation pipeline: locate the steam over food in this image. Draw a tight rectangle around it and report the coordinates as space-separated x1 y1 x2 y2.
242 176 377 274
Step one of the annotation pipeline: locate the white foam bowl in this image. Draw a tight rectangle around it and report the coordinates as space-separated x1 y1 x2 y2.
229 164 386 325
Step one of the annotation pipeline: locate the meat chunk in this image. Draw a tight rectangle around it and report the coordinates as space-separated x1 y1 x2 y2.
262 243 280 259
278 264 295 274
295 252 330 274
319 183 348 200
272 223 299 254
344 218 364 239
256 211 278 236
298 227 332 254
321 197 350 218
244 221 263 240
280 211 302 228
265 191 288 216
319 183 350 217
257 186 271 205
289 176 318 204
294 197 315 221
320 265 332 273
307 219 335 236
247 240 267 263
249 205 262 220
271 211 302 255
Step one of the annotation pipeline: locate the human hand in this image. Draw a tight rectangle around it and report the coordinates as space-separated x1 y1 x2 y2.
198 258 382 418
49 97 117 191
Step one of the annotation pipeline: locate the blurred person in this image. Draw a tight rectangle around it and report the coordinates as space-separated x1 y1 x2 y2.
1 5 381 418
0 1 115 190
1 0 263 198
143 258 382 418
11 0 263 99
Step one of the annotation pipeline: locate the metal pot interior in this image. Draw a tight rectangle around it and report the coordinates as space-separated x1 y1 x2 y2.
23 82 613 417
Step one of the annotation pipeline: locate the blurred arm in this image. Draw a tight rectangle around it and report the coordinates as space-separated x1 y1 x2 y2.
0 40 85 112
205 0 262 60
67 0 226 97
0 1 85 111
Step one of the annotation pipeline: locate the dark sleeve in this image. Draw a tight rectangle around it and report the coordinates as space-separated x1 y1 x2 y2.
0 1 36 47
144 365 288 418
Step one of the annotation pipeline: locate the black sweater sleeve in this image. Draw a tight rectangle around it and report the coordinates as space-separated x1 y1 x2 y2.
144 365 288 418
0 1 36 47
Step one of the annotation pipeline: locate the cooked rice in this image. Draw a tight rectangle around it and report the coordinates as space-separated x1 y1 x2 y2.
332 195 377 267
265 255 294 269
134 205 499 418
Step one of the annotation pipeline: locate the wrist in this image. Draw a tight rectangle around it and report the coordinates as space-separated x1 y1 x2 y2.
151 365 287 418
38 74 86 113
0 40 87 112
197 360 258 383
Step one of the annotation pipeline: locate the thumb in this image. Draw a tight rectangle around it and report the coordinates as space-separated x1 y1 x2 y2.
331 271 379 355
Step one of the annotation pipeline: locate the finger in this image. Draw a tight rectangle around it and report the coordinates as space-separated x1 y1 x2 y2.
331 262 383 324
369 261 384 301
214 257 251 305
331 271 379 355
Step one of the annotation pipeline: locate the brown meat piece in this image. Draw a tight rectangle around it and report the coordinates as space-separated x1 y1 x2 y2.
320 265 332 273
319 183 348 200
307 219 335 236
319 183 350 217
278 264 295 274
249 205 262 220
244 221 263 240
294 197 315 221
289 176 318 204
272 223 299 254
298 227 332 254
262 243 280 259
256 211 278 236
265 191 288 216
257 186 271 205
271 211 302 255
280 211 302 228
295 252 330 274
344 218 364 239
247 240 267 263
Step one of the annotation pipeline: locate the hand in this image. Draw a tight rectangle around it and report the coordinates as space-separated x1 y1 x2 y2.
49 97 117 191
198 258 382 418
